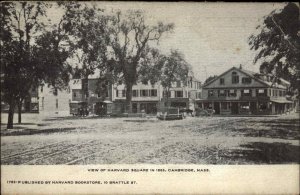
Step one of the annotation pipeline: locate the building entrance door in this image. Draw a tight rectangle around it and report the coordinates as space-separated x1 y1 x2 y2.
214 102 220 114
231 102 239 114
132 103 137 113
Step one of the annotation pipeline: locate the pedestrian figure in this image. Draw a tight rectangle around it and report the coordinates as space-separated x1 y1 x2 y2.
79 108 83 117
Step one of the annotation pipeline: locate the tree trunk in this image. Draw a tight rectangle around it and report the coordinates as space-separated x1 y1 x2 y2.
18 100 22 124
166 88 170 108
125 82 133 113
7 100 16 129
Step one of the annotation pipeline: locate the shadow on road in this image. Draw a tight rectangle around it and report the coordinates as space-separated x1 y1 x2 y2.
221 142 300 164
232 118 300 140
1 127 76 136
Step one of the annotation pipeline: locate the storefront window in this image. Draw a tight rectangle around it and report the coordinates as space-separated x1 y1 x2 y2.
221 102 227 109
240 102 250 110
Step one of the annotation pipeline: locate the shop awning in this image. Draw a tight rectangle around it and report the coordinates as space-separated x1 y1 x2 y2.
103 100 113 104
271 99 293 104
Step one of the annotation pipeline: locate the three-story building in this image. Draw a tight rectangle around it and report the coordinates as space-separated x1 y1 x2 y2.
70 76 202 115
197 66 293 115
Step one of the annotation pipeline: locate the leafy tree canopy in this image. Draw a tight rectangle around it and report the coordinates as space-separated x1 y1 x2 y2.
249 2 300 90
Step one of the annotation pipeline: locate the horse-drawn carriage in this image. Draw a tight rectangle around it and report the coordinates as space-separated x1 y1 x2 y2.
69 101 89 116
94 100 113 116
157 107 184 120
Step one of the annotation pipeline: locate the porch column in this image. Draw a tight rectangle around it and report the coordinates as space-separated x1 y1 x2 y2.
137 103 140 113
249 101 251 114
271 103 275 114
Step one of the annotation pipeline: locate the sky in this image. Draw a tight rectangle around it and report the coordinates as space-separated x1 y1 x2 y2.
47 2 287 83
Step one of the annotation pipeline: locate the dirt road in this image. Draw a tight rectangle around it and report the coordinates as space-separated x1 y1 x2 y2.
1 113 299 164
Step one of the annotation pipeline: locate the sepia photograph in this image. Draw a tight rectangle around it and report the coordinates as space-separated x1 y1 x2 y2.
1 1 299 194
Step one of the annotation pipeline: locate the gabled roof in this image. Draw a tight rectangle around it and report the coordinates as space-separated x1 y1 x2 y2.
203 66 289 89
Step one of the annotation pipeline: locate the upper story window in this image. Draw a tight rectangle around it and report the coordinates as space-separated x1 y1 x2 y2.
229 89 237 97
73 92 77 98
242 77 252 84
150 89 157 97
232 72 239 84
218 89 226 97
257 89 267 97
115 90 124 97
132 90 138 97
241 89 251 97
220 78 225 85
176 81 181 88
140 90 148 97
163 90 171 98
175 90 183 98
208 90 214 97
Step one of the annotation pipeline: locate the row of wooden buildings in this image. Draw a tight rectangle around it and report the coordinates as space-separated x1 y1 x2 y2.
3 66 296 116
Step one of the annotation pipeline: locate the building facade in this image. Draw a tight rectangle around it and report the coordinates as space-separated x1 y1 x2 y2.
38 84 71 116
197 66 293 115
70 77 202 115
70 78 113 114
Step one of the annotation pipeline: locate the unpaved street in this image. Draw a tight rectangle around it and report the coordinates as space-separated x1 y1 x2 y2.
1 113 299 164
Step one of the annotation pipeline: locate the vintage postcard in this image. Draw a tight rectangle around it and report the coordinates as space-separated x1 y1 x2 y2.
1 1 299 194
